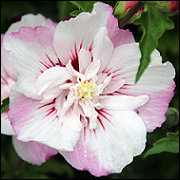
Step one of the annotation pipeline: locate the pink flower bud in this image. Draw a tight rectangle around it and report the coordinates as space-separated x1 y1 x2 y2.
114 1 144 24
156 1 179 13
169 1 179 12
124 1 144 14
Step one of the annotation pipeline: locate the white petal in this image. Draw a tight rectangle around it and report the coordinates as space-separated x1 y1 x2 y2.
79 101 98 129
99 95 149 111
60 110 146 176
92 27 114 74
85 60 100 80
78 48 92 74
4 25 58 99
1 35 17 101
119 60 175 131
9 89 81 151
53 2 116 65
36 66 72 95
105 43 141 84
102 79 125 94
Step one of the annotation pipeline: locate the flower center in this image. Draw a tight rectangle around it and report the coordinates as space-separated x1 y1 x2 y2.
77 80 97 101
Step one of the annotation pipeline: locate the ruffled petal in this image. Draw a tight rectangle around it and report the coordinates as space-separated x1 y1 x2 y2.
78 48 92 74
3 14 49 42
12 136 58 165
92 27 114 74
8 88 82 151
119 60 175 132
99 94 149 111
53 2 132 67
104 43 175 132
92 2 135 47
105 43 141 82
1 35 17 101
60 110 146 177
85 60 100 80
4 25 58 99
35 66 72 102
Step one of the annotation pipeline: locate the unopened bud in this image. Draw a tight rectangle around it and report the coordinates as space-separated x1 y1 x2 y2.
156 1 179 13
114 1 144 24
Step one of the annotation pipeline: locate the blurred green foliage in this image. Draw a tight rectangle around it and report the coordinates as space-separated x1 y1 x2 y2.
1 1 179 179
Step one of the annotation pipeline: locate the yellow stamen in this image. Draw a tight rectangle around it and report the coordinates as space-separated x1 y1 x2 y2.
77 81 97 101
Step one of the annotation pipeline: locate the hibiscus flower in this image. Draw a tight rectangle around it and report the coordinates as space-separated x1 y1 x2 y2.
1 14 58 165
3 2 175 177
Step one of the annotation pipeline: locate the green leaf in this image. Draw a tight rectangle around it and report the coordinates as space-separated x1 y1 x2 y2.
1 97 9 113
69 1 98 16
57 1 76 20
69 10 82 17
134 4 174 83
144 132 179 158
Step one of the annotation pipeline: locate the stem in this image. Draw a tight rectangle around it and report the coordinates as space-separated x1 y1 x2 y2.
119 1 145 28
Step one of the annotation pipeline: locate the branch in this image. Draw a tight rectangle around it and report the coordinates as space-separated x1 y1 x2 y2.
119 1 146 28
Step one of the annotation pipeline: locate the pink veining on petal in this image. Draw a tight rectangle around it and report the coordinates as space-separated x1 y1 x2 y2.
70 43 79 72
40 61 52 69
97 116 105 130
97 109 114 126
93 129 97 139
112 68 123 74
38 100 55 109
46 54 56 67
88 41 94 52
112 73 122 79
45 107 57 118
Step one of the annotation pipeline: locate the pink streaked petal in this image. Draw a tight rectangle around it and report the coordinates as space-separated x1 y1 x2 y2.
4 25 58 99
9 89 81 151
106 43 141 83
99 94 149 111
118 53 175 132
12 136 58 165
60 110 146 177
135 86 175 132
92 27 114 74
1 111 16 136
53 2 118 66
